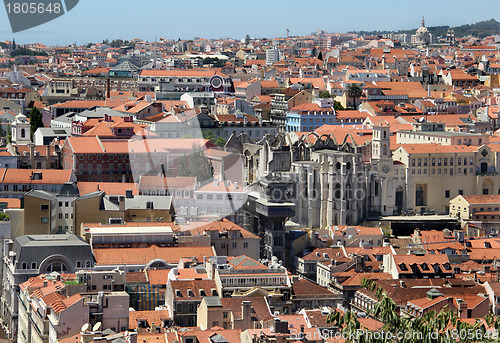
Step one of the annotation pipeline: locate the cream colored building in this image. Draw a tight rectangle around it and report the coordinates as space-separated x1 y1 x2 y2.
449 194 500 221
327 225 384 247
197 297 269 331
190 219 260 261
393 144 500 214
396 130 489 146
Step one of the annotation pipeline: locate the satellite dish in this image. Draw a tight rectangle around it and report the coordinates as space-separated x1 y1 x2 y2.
93 322 102 332
81 323 89 332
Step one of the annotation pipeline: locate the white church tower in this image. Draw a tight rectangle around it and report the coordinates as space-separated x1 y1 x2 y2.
11 113 31 145
371 122 390 160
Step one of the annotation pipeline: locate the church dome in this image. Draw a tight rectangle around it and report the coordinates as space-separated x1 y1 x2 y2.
416 26 429 35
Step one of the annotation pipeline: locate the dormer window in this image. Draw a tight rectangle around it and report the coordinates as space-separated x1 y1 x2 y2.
187 289 194 297
211 289 218 296
200 289 206 297
175 290 182 297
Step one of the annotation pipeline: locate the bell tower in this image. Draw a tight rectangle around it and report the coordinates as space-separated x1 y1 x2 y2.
372 122 390 160
11 113 31 145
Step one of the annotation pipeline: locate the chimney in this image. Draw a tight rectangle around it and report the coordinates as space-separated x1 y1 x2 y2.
354 254 365 273
457 299 467 317
29 143 35 168
119 196 125 212
274 318 289 334
43 280 48 287
106 79 111 99
242 300 252 323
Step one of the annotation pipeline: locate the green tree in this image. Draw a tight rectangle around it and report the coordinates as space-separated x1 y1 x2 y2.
178 145 214 182
29 107 43 139
346 84 363 110
343 278 499 343
10 48 47 57
203 130 226 147
334 101 345 111
317 51 323 61
318 90 331 98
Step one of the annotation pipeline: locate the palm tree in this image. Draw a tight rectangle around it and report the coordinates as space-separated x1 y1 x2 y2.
346 84 363 110
370 293 400 329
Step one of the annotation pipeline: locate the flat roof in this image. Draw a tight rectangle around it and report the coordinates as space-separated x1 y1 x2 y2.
88 226 174 234
381 215 455 221
398 130 484 137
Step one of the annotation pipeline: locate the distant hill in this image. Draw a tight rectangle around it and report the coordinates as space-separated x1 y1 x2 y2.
349 18 500 39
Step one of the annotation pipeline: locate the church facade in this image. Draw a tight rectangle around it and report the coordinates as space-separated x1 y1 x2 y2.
411 17 433 45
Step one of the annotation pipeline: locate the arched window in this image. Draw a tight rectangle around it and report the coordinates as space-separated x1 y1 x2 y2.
21 128 25 138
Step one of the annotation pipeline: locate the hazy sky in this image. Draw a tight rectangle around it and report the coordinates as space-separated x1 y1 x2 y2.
1 0 500 46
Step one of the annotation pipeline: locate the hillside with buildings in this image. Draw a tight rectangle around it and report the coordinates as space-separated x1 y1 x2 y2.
1 14 500 343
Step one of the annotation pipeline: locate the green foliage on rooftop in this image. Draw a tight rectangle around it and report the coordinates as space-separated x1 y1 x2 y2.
10 48 48 57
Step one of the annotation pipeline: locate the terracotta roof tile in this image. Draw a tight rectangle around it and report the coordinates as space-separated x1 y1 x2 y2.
94 245 215 266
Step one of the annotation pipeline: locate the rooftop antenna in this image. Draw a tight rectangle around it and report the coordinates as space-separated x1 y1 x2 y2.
153 35 157 69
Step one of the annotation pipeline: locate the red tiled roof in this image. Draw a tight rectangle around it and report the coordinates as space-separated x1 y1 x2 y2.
52 100 106 108
93 245 215 265
140 69 228 77
129 310 171 330
77 182 138 196
462 195 500 204
398 144 478 154
0 169 74 184
187 219 258 239
170 279 217 300
138 176 196 190
0 198 21 208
